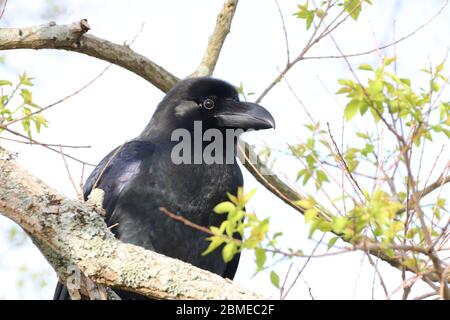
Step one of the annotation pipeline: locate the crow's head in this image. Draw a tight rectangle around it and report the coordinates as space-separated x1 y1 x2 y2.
142 77 275 140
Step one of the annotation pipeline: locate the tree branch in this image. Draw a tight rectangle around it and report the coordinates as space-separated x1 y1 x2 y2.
192 0 239 77
0 20 179 92
0 147 262 299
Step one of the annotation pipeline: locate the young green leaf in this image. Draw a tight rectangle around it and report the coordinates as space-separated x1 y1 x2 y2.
0 80 12 86
213 201 235 214
254 247 266 271
358 64 373 71
202 236 224 256
222 242 237 263
270 271 280 289
304 208 318 223
344 99 361 121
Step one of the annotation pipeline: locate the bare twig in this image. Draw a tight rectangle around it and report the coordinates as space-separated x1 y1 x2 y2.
420 165 450 200
304 0 449 60
0 136 90 149
413 291 439 300
255 0 334 103
274 0 290 65
1 127 94 166
327 123 365 202
279 262 293 300
58 145 82 200
365 252 389 299
0 0 7 20
282 234 325 299
5 64 113 127
160 207 215 237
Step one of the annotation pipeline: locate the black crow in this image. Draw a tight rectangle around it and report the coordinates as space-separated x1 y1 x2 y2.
53 77 275 299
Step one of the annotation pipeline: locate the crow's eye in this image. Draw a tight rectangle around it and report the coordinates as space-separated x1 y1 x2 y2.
202 98 215 110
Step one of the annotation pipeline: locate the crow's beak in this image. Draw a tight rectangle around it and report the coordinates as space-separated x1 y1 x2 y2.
214 101 275 130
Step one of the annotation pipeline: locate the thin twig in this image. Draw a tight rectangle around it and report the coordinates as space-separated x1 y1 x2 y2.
58 145 82 200
282 233 325 299
0 0 7 20
2 127 94 166
255 0 334 103
365 252 389 299
274 0 290 65
327 123 365 202
5 64 112 128
279 262 293 300
413 291 439 300
0 136 91 148
304 0 449 60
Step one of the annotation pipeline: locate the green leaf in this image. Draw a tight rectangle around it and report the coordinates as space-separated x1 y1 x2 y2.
0 80 12 86
19 72 34 86
383 56 396 66
344 99 361 121
305 11 314 29
213 201 235 214
431 81 440 92
22 119 32 139
400 78 411 87
436 60 445 73
304 208 318 223
437 198 446 208
315 8 325 18
356 132 369 139
296 168 307 181
243 188 257 204
294 198 315 210
303 171 312 185
327 236 339 250
360 102 369 115
294 1 315 30
227 192 238 205
35 114 47 132
222 242 237 263
202 236 224 256
397 191 406 203
20 88 33 105
344 0 362 20
316 170 329 184
270 271 280 289
309 219 332 238
336 87 352 94
331 216 348 233
358 64 373 71
255 247 266 271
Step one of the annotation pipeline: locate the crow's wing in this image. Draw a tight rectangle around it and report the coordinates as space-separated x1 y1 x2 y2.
82 140 155 224
53 140 154 300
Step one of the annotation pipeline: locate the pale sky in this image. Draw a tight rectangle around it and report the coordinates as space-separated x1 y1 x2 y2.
0 0 449 299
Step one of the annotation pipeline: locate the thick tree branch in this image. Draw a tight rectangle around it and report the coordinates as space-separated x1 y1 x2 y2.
0 147 262 299
0 20 179 92
192 0 239 77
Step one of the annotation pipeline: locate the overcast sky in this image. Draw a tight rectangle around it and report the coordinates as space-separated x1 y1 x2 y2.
0 0 449 299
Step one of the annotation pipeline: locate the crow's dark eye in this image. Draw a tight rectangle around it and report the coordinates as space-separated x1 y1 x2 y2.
202 98 215 110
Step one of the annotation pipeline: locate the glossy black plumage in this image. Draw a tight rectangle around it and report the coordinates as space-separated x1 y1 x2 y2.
53 77 274 299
